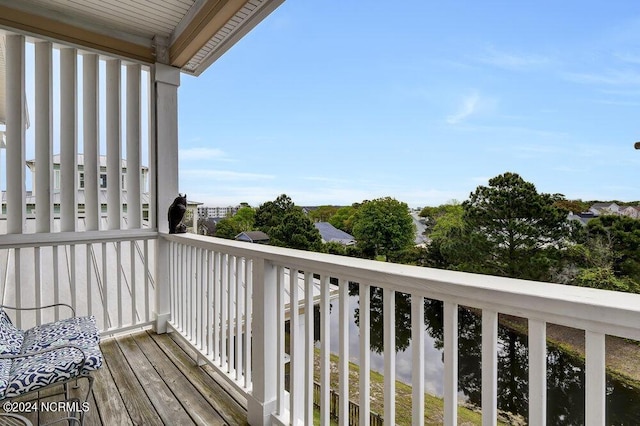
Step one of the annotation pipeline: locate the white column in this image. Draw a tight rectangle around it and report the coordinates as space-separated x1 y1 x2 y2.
154 63 180 234
359 283 371 426
383 288 396 425
106 59 122 230
6 34 26 234
319 275 331 425
247 258 278 425
289 268 302 424
585 331 606 425
304 272 314 425
126 64 142 229
153 63 179 333
482 310 498 426
338 279 349 426
444 301 459 425
60 48 78 232
411 294 425 424
83 53 100 230
35 41 53 233
529 319 547 426
146 70 156 229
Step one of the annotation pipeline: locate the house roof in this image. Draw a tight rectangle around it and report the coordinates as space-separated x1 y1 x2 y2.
235 230 269 242
313 222 356 245
0 0 284 76
590 202 619 209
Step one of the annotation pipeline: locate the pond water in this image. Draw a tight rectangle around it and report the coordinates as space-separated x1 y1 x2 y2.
312 285 640 425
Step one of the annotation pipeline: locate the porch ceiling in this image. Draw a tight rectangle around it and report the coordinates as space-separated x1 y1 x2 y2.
0 0 284 75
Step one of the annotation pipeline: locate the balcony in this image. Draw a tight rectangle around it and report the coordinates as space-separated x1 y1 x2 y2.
1 3 640 424
3 230 640 425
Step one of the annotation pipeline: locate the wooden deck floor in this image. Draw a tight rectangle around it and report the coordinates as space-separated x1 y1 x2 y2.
13 330 249 426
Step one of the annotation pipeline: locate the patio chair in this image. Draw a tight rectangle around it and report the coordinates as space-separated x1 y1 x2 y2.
0 304 103 425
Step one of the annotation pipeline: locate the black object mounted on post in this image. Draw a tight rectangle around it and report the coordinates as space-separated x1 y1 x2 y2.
168 193 188 234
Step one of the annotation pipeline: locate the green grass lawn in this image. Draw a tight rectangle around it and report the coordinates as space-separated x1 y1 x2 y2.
311 351 505 425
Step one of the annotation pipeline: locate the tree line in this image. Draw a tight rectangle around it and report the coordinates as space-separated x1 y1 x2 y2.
201 172 640 294
201 194 416 260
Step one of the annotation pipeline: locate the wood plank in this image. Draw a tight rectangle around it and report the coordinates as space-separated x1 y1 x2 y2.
90 345 134 426
166 327 248 409
82 388 101 426
116 334 196 426
132 330 227 426
100 338 164 425
34 385 66 425
150 332 248 425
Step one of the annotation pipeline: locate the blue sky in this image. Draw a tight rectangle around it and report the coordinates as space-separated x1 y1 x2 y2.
180 2 639 208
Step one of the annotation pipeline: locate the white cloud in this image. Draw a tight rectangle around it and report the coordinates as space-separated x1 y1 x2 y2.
476 47 550 70
446 92 480 124
181 180 467 209
614 52 640 65
181 169 275 181
470 176 491 185
562 69 640 86
179 147 229 161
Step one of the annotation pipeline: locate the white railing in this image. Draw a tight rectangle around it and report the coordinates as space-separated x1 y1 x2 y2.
0 229 157 333
164 233 640 426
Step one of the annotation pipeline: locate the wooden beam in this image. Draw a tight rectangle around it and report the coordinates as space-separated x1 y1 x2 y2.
0 4 154 63
169 0 247 68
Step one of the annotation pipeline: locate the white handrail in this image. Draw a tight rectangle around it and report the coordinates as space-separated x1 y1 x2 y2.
0 229 158 249
164 232 640 425
164 233 640 341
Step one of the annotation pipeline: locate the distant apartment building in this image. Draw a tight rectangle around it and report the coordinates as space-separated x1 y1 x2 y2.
1 154 150 219
198 205 239 219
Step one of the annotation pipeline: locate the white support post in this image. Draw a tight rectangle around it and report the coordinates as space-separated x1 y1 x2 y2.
304 272 314 426
126 64 142 229
359 283 371 426
289 267 301 424
146 70 156 229
153 63 179 333
35 41 53 233
585 331 606 426
276 267 285 415
106 59 122 230
338 279 349 426
247 258 278 426
529 319 547 426
411 294 425 425
60 48 77 232
444 301 458 426
482 310 498 426
154 63 180 234
320 275 330 426
383 288 396 426
83 53 100 231
244 258 252 387
6 34 26 234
